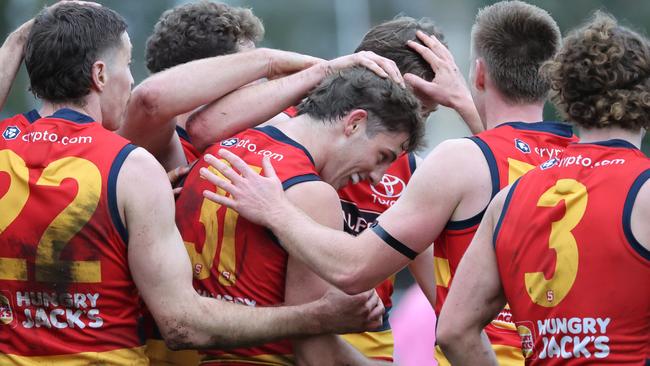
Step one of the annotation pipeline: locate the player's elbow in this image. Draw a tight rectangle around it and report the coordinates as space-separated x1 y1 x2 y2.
157 317 198 350
185 110 212 151
333 270 369 295
131 82 164 120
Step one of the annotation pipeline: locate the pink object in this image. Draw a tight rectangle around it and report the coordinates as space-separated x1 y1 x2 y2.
392 284 437 366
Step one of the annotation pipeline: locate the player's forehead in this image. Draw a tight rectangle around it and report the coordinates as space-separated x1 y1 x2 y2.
371 131 408 157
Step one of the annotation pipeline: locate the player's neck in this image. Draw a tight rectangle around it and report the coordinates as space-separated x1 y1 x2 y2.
577 126 644 148
273 115 334 170
39 97 102 123
483 94 545 130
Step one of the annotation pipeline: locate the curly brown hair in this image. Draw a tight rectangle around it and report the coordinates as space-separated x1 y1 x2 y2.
543 12 650 131
297 67 424 152
471 1 561 103
356 16 445 82
145 1 264 73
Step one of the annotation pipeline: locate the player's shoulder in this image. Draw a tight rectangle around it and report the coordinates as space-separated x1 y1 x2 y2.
424 137 486 169
120 147 169 183
285 179 338 203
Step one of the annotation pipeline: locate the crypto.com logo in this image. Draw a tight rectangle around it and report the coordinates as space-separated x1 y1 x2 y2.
370 174 406 198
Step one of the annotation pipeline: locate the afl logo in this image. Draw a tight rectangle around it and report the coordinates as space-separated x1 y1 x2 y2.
220 138 239 147
515 138 531 154
0 294 13 325
370 174 406 198
2 126 20 140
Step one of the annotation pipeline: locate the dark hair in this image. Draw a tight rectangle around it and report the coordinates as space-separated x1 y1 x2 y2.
471 1 561 103
543 12 650 131
25 3 127 105
356 16 444 82
298 67 424 152
145 1 264 73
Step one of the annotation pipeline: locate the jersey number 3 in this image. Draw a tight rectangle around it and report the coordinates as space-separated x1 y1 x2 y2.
525 178 587 307
0 149 102 283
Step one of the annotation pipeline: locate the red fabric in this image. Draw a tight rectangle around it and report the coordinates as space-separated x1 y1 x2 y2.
0 112 144 361
434 122 578 351
175 127 320 364
179 135 200 163
282 106 299 118
496 142 650 364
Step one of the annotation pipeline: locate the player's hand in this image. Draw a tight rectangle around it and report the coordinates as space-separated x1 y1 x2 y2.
200 149 287 228
265 49 324 80
404 31 470 109
315 288 385 334
167 163 191 196
405 31 483 132
322 51 405 87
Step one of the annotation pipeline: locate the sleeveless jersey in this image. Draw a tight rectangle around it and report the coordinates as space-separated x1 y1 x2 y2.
0 109 145 364
433 121 577 365
175 126 320 366
337 152 417 361
494 140 650 365
176 125 201 164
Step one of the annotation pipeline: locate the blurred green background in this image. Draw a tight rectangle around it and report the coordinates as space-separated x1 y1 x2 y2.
1 0 648 152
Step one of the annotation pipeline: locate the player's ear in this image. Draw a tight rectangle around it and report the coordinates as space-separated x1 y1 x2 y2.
91 60 107 92
343 109 368 137
472 58 486 92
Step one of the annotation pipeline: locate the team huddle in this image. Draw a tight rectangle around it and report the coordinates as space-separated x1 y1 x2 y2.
0 0 648 365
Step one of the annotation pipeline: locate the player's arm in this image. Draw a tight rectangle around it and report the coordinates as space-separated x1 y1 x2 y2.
118 148 384 349
407 245 436 308
402 154 436 307
435 186 512 365
404 31 483 134
119 48 320 170
0 18 32 111
283 181 390 365
631 177 650 251
186 51 406 151
200 139 480 294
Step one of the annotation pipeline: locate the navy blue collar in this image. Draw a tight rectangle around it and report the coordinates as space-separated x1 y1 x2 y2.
23 108 95 124
576 139 639 150
254 125 315 165
497 121 574 138
176 125 191 142
23 109 41 123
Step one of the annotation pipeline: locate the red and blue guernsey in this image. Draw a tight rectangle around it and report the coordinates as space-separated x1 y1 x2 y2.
0 109 144 364
337 152 417 361
175 126 321 366
433 121 578 365
494 140 650 365
176 125 201 164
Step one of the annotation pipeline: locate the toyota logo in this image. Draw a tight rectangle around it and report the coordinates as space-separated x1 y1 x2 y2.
370 174 405 198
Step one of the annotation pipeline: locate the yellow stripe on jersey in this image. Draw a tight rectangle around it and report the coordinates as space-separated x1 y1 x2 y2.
341 329 394 360
507 157 535 185
146 339 202 366
434 256 451 287
201 353 294 366
0 346 147 365
435 344 524 366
